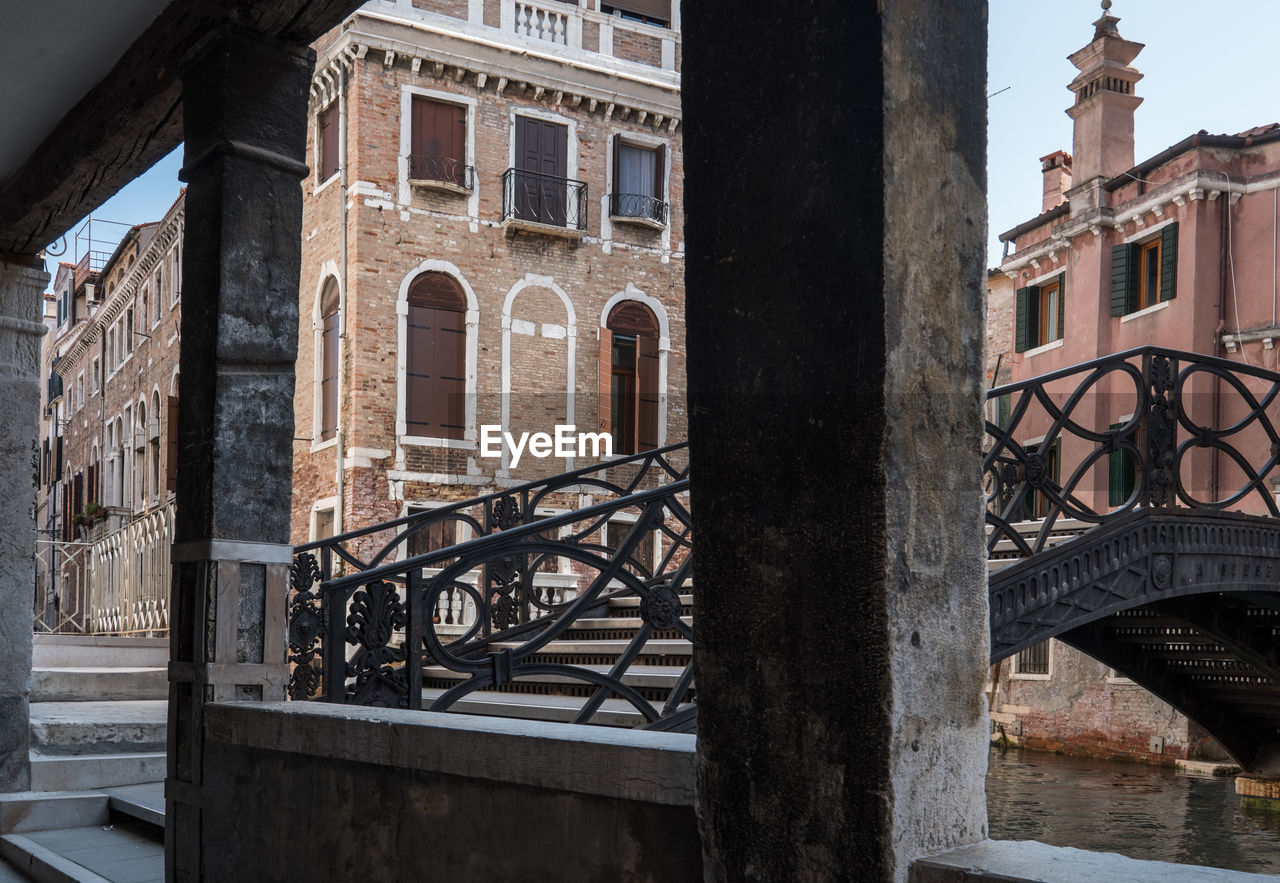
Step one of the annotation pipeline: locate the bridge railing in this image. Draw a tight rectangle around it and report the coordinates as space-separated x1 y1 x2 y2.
985 346 1280 559
288 478 693 729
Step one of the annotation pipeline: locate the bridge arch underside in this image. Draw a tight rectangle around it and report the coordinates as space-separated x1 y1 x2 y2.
989 510 1280 770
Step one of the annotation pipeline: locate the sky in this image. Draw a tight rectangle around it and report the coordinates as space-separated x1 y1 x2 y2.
42 1 1280 278
988 0 1280 267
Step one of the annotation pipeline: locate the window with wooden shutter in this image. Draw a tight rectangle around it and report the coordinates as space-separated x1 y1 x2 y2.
319 280 340 441
410 97 468 188
319 103 340 182
611 138 668 225
1159 223 1178 302
600 0 670 26
406 273 467 440
1108 421 1135 507
598 327 612 439
606 302 661 454
166 396 179 493
1111 243 1137 316
1014 287 1037 352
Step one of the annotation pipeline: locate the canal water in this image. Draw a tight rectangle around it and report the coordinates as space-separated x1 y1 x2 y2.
986 747 1280 875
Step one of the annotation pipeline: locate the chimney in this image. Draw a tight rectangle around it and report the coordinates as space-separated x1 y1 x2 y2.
1040 151 1073 211
1065 0 1144 184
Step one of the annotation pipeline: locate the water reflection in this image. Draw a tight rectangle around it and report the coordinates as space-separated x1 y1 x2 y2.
986 747 1280 874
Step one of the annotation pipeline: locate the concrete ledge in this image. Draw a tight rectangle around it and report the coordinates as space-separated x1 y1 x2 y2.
204 701 696 806
910 840 1276 882
1175 758 1241 777
0 793 108 833
0 833 111 882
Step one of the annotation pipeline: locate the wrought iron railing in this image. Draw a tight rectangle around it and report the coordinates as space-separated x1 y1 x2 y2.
408 154 474 190
289 477 693 729
502 168 588 231
609 192 669 225
986 346 1280 559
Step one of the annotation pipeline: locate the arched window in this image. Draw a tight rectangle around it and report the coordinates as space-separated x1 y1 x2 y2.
149 391 162 506
406 272 466 440
602 302 659 454
319 279 340 441
135 403 147 511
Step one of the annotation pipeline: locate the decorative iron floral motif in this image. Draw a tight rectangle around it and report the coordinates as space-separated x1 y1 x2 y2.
491 495 522 531
344 580 409 707
641 583 682 631
1147 355 1177 507
1151 554 1173 590
287 552 324 700
1023 452 1047 490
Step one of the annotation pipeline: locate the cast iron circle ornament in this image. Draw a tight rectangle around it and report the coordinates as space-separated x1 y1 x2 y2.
1024 452 1047 490
1151 554 1172 590
641 583 682 631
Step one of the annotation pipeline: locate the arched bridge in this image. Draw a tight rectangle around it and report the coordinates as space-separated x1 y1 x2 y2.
986 347 1280 770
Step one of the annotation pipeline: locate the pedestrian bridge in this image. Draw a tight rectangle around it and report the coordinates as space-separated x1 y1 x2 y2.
290 346 1280 770
986 347 1280 770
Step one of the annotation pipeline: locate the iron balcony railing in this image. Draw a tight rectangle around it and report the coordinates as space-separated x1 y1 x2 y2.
609 192 669 225
408 154 474 190
289 475 693 730
502 167 588 231
985 345 1280 560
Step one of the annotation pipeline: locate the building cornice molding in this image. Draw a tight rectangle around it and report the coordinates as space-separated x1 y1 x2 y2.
55 195 184 376
311 13 681 132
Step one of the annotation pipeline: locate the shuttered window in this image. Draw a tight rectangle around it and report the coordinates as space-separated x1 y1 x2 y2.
410 97 467 187
1014 272 1065 353
1108 421 1135 507
318 103 340 182
601 0 670 26
166 396 179 494
1111 223 1178 316
406 273 467 440
603 302 660 454
319 280 340 441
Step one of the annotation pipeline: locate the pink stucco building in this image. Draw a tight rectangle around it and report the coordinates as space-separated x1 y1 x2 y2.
987 4 1280 764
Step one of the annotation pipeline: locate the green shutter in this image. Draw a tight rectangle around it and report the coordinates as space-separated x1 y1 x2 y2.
1015 287 1030 352
1108 421 1135 507
1056 272 1066 341
1111 244 1138 316
1160 222 1178 302
997 393 1010 430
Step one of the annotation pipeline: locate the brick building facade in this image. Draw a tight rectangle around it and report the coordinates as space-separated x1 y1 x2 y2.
291 0 684 546
37 193 184 633
987 7 1280 764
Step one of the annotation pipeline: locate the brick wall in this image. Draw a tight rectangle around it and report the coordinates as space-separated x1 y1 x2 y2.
292 40 685 543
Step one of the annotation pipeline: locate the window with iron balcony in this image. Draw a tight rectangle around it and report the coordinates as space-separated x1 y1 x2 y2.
1014 272 1065 353
610 137 668 228
409 96 473 193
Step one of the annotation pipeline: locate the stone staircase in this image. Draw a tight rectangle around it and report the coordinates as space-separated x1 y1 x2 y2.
422 587 695 727
28 636 168 792
986 517 1091 573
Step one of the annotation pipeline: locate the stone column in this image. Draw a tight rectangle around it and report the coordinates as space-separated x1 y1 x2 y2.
0 256 47 793
166 29 313 879
683 1 988 880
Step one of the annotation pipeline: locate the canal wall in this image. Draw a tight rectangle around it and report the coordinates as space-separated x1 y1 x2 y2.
988 640 1229 765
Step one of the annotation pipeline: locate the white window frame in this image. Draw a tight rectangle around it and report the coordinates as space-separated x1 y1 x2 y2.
398 85 479 223
315 99 341 193
311 266 342 452
1010 638 1053 681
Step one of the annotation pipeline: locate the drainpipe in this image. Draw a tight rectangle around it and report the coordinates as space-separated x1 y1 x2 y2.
335 62 349 536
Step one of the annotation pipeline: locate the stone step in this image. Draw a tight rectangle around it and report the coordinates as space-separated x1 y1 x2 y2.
31 668 168 703
605 595 693 612
29 753 167 793
99 784 165 832
0 792 108 834
0 820 163 883
421 687 685 727
424 662 690 689
489 638 691 658
32 636 169 670
984 517 1092 537
568 615 692 631
28 702 167 756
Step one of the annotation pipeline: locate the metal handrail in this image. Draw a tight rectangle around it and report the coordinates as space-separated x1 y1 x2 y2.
609 192 669 225
985 345 1280 559
408 154 474 190
501 167 589 231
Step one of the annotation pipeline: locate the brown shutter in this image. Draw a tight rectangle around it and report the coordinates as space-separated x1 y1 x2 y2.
653 143 665 200
599 327 613 438
320 104 340 180
436 308 466 440
166 396 179 493
636 334 659 451
406 304 433 435
411 96 427 157
321 312 339 440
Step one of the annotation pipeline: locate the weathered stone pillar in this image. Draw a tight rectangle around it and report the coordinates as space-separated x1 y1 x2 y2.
0 257 47 793
684 1 988 880
166 29 312 880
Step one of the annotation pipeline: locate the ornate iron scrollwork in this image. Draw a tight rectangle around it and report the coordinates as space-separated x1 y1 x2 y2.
491 495 522 531
1146 354 1176 507
287 552 324 700
344 580 409 707
641 583 682 631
